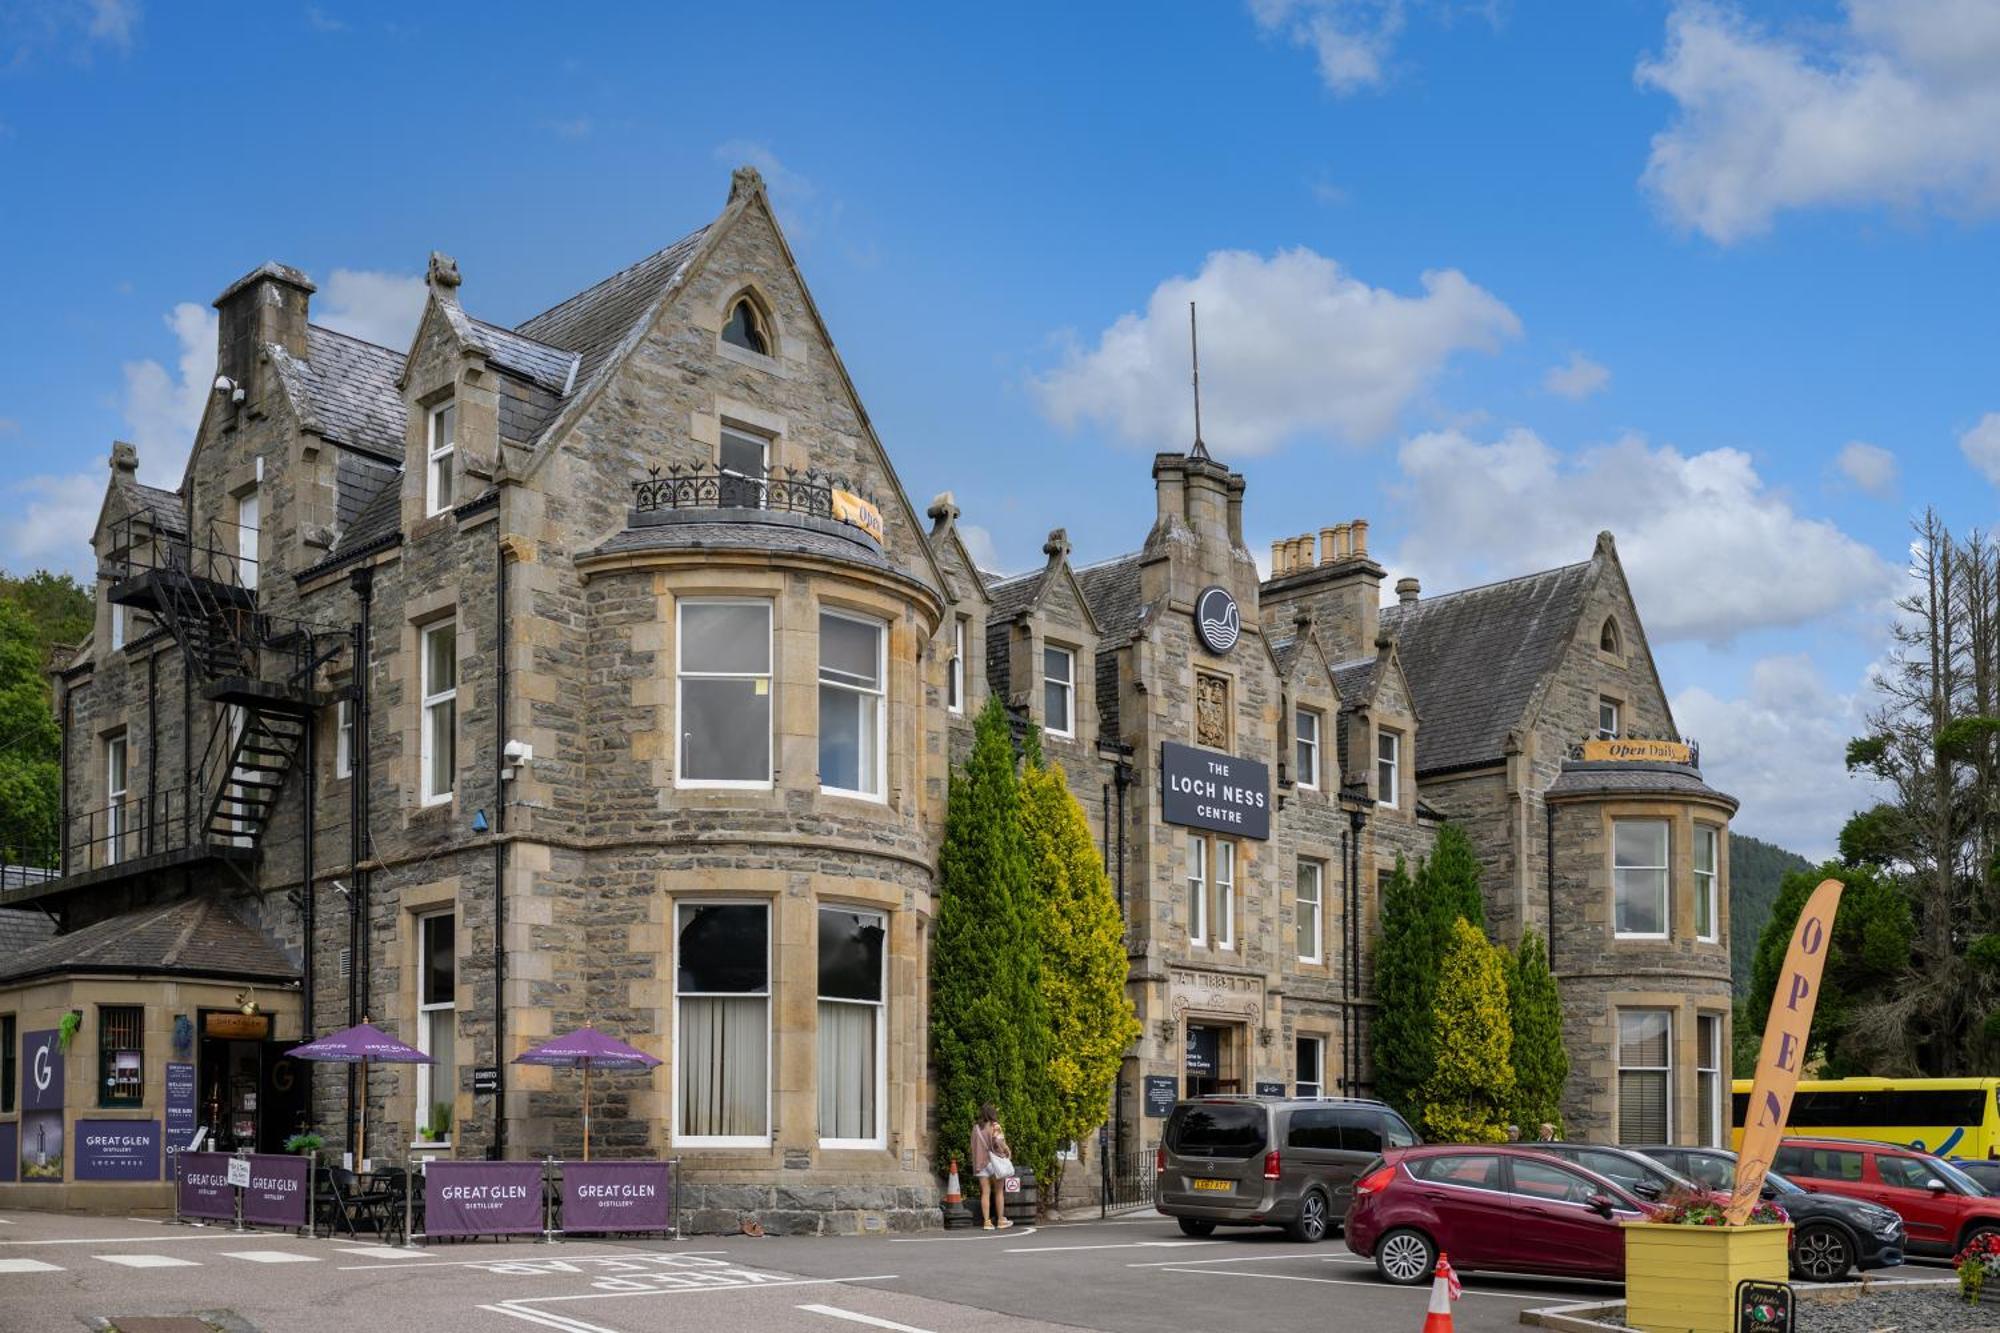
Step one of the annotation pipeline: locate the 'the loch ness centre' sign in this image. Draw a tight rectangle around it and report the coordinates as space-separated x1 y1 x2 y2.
1161 741 1270 840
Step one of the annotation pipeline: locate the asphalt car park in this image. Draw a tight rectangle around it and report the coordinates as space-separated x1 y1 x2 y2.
0 1207 1622 1333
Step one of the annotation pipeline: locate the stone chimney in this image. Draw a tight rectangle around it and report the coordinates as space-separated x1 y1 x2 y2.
1258 514 1386 663
1396 576 1421 606
213 262 315 409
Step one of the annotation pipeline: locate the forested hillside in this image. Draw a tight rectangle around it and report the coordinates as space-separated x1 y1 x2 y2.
1729 831 1811 997
0 570 91 864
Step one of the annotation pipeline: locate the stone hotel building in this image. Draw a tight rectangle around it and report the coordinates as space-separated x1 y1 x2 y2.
0 167 1738 1229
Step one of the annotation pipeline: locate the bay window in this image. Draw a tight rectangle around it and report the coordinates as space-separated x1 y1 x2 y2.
1694 826 1720 942
1617 1009 1672 1143
676 600 772 787
676 902 770 1144
819 611 885 799
1613 819 1669 938
1698 1013 1723 1148
818 907 887 1147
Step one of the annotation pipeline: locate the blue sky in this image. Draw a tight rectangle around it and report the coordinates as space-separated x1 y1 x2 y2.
4 0 1998 857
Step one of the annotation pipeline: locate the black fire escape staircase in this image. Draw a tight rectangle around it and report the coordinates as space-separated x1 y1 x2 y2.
104 514 344 874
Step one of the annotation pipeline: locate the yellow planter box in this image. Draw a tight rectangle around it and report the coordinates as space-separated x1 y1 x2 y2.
1621 1221 1791 1333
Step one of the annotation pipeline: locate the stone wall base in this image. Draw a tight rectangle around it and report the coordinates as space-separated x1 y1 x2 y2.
677 1182 940 1236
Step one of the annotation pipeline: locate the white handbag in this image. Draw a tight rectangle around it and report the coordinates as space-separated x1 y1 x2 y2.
986 1152 1015 1178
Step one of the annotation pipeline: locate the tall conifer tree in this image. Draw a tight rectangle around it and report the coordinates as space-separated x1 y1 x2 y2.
1371 854 1431 1119
1420 918 1516 1142
1506 931 1568 1134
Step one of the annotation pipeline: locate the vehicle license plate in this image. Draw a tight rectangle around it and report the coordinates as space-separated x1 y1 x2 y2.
1193 1178 1233 1192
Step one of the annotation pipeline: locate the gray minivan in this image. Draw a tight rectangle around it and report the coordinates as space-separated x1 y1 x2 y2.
1157 1096 1421 1242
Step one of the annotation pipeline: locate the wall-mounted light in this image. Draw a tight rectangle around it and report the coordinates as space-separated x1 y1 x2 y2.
471 809 489 835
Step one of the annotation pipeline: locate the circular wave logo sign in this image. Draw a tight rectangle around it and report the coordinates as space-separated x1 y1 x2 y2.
1195 585 1241 655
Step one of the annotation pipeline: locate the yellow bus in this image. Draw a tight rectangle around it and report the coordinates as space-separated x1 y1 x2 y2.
1730 1077 2000 1160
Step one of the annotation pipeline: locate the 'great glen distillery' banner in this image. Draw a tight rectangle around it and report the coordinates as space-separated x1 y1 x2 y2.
74 1120 161 1181
20 1028 63 1183
240 1155 310 1228
425 1160 544 1237
178 1151 236 1221
561 1161 674 1233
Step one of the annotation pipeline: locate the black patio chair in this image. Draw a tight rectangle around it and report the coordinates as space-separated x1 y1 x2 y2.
317 1166 391 1239
375 1166 424 1245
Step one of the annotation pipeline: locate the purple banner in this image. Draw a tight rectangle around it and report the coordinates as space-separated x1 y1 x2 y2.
425 1161 544 1237
19 1111 61 1182
164 1062 196 1182
177 1151 235 1221
75 1120 161 1181
241 1154 309 1228
0 1122 14 1182
21 1029 61 1112
560 1161 674 1233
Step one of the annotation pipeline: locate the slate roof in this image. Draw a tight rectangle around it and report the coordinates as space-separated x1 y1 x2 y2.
984 570 1042 625
516 226 710 419
0 906 55 958
1268 635 1302 679
1075 554 1146 647
129 483 187 537
1379 560 1592 775
1548 762 1738 810
0 897 298 985
298 326 408 459
1330 658 1378 709
334 449 400 535
468 318 578 395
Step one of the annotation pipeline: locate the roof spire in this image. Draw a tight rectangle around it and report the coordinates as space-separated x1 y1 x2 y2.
1188 301 1210 461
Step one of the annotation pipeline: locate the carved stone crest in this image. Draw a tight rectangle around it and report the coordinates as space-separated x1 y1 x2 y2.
1195 673 1229 749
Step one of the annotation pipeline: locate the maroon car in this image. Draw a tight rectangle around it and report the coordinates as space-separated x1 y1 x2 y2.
1344 1144 1659 1284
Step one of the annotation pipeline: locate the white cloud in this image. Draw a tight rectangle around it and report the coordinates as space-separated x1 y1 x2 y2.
86 0 137 48
1673 654 1882 859
712 140 830 242
957 523 1003 574
3 0 139 65
1 471 102 577
1251 0 1406 95
119 301 215 486
1960 412 2000 485
304 6 344 32
317 268 426 350
1389 427 1898 645
1637 1 2000 243
1835 439 1899 497
1032 247 1519 455
1542 352 1610 400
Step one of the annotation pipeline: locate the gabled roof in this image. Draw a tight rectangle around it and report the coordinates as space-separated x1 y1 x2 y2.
985 570 1041 624
1330 657 1379 708
1075 553 1146 647
1379 560 1592 774
292 326 409 460
0 897 298 985
468 318 578 395
0 906 55 957
129 482 187 536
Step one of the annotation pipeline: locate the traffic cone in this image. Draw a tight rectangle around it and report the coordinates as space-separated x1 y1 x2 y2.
944 1156 963 1205
1422 1252 1461 1333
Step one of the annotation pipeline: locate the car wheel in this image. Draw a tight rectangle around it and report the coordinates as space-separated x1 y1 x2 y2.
1287 1190 1331 1243
1176 1218 1217 1238
1791 1224 1853 1282
1964 1224 2000 1254
1375 1227 1436 1285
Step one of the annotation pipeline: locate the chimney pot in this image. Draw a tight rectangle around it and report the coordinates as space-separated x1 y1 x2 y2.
1270 540 1287 576
1396 576 1420 605
1319 527 1338 566
1351 518 1370 557
1331 523 1351 560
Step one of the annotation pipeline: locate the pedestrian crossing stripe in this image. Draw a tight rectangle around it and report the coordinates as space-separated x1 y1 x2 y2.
0 1258 61 1273
97 1254 200 1268
218 1250 321 1263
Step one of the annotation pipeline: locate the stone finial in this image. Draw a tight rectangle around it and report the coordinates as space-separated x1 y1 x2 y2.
1042 528 1071 563
1294 605 1312 632
1396 576 1421 605
427 251 462 291
730 164 765 203
110 440 139 476
926 491 960 525
1375 629 1393 652
1596 529 1617 556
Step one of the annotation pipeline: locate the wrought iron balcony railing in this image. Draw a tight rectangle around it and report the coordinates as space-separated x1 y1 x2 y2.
632 463 882 542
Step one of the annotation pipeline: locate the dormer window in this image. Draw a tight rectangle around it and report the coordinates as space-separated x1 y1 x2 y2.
1600 617 1621 655
426 400 456 516
722 298 769 356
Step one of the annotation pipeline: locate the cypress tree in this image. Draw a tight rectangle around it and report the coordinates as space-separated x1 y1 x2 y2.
1371 854 1432 1120
1423 823 1486 931
932 698 1047 1181
1021 752 1139 1200
1506 931 1568 1135
1420 918 1516 1143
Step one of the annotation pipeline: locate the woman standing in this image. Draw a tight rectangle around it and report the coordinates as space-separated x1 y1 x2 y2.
970 1102 1015 1230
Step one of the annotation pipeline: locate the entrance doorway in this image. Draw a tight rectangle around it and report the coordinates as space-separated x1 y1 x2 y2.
195 1010 308 1153
1185 1021 1242 1097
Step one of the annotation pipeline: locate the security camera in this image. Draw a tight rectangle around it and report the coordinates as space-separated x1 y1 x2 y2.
503 740 533 765
213 375 236 394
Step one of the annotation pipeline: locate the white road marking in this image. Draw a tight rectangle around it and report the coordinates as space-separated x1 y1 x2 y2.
510 1274 901 1308
336 1245 432 1259
0 1232 248 1247
97 1253 200 1268
889 1226 1038 1243
1153 1265 1580 1301
0 1258 61 1273
335 1249 711 1272
1005 1239 1216 1254
477 1306 625 1333
798 1304 936 1333
1126 1251 1368 1269
220 1249 321 1263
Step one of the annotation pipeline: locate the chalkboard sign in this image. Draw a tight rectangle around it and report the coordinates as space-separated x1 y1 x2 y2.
1254 1081 1285 1097
1736 1279 1792 1332
472 1066 500 1096
1144 1075 1178 1118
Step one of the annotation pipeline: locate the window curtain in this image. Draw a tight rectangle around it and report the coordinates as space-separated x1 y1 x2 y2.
680 996 768 1137
818 1001 877 1141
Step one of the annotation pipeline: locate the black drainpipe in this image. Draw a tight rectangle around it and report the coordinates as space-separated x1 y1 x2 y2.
1347 807 1365 1095
1100 783 1110 878
1546 799 1556 951
300 688 316 1119
1113 755 1130 915
347 567 373 1153
59 687 71 872
491 532 509 1160
145 652 158 856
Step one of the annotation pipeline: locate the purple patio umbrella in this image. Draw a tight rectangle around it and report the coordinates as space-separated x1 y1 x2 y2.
513 1026 661 1160
290 1021 432 1165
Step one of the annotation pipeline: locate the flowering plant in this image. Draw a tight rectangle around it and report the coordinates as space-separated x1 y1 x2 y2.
1954 1230 2000 1302
1649 1186 1788 1227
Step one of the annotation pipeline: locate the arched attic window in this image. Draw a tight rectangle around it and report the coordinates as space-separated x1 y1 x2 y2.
1600 617 1622 655
721 296 770 356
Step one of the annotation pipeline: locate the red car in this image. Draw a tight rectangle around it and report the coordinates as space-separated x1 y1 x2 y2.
1345 1144 1659 1284
1774 1137 2000 1257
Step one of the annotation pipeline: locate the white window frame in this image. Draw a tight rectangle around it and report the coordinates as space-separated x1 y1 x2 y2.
1295 1034 1325 1099
1617 1008 1674 1144
1043 645 1076 739
818 610 887 802
1598 697 1621 740
1613 819 1671 940
414 910 455 1146
1296 859 1324 964
674 599 774 790
673 900 773 1149
1376 729 1400 809
1694 825 1720 943
947 618 965 715
420 620 457 806
108 598 124 652
1295 708 1320 790
717 426 769 508
105 734 128 866
425 400 455 517
1697 1012 1723 1149
236 485 260 590
334 698 353 780
1216 840 1236 951
817 905 888 1150
1187 835 1208 946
